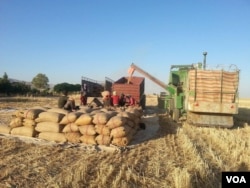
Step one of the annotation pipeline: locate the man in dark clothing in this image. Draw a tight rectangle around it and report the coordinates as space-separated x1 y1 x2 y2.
58 95 68 108
58 91 76 111
119 93 126 107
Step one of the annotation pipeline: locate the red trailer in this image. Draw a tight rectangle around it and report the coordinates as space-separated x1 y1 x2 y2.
112 76 145 108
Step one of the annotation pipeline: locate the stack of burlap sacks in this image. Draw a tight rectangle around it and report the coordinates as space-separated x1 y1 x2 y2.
1 106 143 147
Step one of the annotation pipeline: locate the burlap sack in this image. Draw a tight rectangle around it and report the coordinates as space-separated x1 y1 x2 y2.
101 91 110 97
38 132 67 143
79 135 96 145
62 123 79 133
78 107 92 114
92 112 111 125
126 119 136 128
130 127 137 135
106 116 127 129
117 111 134 120
110 125 131 138
125 107 143 118
95 124 110 136
35 112 64 123
111 134 133 146
0 125 11 134
65 132 81 143
11 126 35 137
30 106 49 111
35 122 64 133
75 114 93 126
60 112 82 124
134 117 141 126
22 109 45 120
22 119 36 127
9 117 23 128
78 125 96 136
47 108 69 114
14 110 24 118
106 110 117 117
90 109 102 116
95 135 111 146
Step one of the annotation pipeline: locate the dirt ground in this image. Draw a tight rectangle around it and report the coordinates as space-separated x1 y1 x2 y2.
0 95 249 188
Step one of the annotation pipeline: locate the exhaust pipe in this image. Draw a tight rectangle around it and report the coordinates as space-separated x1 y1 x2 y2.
203 52 207 70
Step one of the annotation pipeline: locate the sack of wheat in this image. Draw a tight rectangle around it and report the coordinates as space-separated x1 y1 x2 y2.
110 125 131 138
111 133 133 146
22 108 45 120
75 114 93 126
22 119 36 127
9 117 23 128
101 91 110 98
38 132 67 143
11 126 35 137
0 125 11 134
79 135 97 145
106 116 127 129
35 112 64 123
47 108 69 114
62 123 79 133
125 107 143 117
116 111 134 119
92 112 112 125
65 132 81 143
95 135 111 145
35 122 64 133
78 107 92 114
78 124 96 135
60 112 82 124
95 124 111 136
126 119 136 128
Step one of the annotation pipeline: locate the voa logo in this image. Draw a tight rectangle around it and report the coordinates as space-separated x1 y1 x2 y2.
226 176 246 184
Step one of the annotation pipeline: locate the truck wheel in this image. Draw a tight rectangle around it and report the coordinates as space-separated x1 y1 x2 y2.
173 108 180 122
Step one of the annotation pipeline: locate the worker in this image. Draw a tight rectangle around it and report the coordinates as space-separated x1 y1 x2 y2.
129 95 136 106
65 97 77 111
102 92 111 108
125 95 131 107
80 91 87 106
111 91 119 107
58 91 77 112
119 93 126 107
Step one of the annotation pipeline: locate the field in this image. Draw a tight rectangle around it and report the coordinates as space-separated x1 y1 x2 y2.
0 96 250 188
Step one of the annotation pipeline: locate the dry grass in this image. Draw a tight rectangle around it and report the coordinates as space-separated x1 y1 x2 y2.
0 96 249 188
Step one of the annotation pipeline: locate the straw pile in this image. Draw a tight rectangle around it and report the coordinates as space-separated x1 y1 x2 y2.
2 106 143 147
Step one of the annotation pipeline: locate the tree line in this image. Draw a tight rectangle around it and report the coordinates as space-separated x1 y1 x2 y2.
0 72 81 96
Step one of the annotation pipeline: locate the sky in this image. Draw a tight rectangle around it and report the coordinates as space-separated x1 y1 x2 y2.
0 0 249 98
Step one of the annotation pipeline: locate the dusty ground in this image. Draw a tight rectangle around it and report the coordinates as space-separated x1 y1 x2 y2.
0 95 249 188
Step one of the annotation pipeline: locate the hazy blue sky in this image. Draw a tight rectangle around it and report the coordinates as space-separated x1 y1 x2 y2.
1 0 249 97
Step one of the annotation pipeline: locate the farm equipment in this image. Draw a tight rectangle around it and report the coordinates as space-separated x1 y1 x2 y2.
128 52 240 128
112 76 146 108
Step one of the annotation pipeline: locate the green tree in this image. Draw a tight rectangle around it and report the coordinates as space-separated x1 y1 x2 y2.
0 72 11 95
32 73 49 91
11 82 31 94
54 83 81 93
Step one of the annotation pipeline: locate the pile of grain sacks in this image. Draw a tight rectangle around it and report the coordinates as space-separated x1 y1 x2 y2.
2 106 143 147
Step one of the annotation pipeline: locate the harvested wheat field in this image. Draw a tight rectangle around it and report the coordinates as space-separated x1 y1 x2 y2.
0 95 250 188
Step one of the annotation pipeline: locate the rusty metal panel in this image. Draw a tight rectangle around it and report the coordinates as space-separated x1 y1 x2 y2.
187 112 234 128
188 101 238 114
